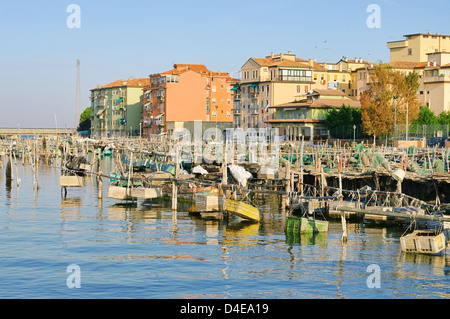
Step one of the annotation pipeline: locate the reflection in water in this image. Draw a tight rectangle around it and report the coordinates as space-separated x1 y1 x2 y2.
222 221 260 245
285 231 328 246
400 251 450 269
2 158 450 299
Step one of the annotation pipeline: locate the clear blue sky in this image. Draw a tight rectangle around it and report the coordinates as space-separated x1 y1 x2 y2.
0 0 449 128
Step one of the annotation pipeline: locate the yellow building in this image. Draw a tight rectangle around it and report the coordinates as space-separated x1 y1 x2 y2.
90 77 149 138
387 33 450 63
320 57 373 98
234 52 328 130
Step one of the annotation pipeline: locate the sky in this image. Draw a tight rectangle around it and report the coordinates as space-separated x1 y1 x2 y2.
0 0 449 128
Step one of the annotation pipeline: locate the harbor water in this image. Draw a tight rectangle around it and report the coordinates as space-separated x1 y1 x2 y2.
1 158 450 299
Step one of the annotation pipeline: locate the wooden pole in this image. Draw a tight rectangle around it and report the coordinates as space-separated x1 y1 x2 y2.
338 155 347 243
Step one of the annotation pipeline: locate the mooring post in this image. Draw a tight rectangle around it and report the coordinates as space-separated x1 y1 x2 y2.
97 153 103 199
172 145 179 211
339 156 347 243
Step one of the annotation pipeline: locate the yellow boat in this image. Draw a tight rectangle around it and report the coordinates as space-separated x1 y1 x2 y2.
224 199 260 222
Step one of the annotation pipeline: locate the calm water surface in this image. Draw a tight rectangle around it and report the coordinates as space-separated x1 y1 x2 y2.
1 158 449 299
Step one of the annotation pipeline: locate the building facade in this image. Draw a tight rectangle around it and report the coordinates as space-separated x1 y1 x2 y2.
90 77 149 138
387 33 450 63
233 52 329 131
143 64 235 137
265 89 360 141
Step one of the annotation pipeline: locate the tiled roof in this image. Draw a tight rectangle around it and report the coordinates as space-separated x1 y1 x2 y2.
270 96 360 109
312 89 347 97
252 57 322 69
159 64 231 77
92 78 150 90
388 61 419 69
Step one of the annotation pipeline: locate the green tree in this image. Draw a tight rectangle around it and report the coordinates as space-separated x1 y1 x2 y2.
325 105 362 138
437 111 450 124
412 106 438 125
77 107 91 132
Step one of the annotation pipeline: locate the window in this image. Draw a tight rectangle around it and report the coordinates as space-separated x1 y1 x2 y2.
297 85 301 93
227 111 230 117
408 48 412 55
314 73 318 81
227 99 230 105
212 111 217 117
212 86 216 92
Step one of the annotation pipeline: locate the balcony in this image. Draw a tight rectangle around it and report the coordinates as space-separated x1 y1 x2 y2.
233 94 241 100
249 108 259 115
424 75 450 83
157 96 165 101
250 92 259 99
233 108 241 115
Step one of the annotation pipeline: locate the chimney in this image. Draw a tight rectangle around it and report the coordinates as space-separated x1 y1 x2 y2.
280 53 284 59
308 59 314 67
271 52 275 58
288 51 292 55
427 61 431 67
433 61 437 67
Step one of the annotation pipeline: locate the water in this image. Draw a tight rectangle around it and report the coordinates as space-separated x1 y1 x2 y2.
1 158 450 299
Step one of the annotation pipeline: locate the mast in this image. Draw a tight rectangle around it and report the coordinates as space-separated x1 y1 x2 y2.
75 58 81 129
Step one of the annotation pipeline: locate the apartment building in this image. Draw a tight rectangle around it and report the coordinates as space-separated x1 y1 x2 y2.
233 52 328 130
387 33 450 63
144 64 235 136
321 57 373 98
265 89 360 141
90 77 149 138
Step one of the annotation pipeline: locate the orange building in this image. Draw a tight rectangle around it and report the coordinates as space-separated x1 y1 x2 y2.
143 64 236 136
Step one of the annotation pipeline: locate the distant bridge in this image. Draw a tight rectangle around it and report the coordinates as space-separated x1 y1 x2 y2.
0 128 76 137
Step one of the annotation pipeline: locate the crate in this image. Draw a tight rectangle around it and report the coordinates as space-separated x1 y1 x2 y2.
131 187 162 199
285 216 328 234
224 199 260 221
108 186 134 200
60 175 83 187
195 195 223 212
400 230 446 255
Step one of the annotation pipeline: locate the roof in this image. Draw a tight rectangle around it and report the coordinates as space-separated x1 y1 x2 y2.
388 61 419 69
265 119 323 124
92 78 150 90
312 89 347 97
158 64 231 78
270 97 360 109
251 57 326 70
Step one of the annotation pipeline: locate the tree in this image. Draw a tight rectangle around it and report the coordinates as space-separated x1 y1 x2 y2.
325 105 362 138
437 111 450 124
360 64 420 140
77 107 91 132
412 106 438 125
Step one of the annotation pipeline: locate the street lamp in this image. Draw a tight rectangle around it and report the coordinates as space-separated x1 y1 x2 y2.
393 96 398 140
353 124 356 142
